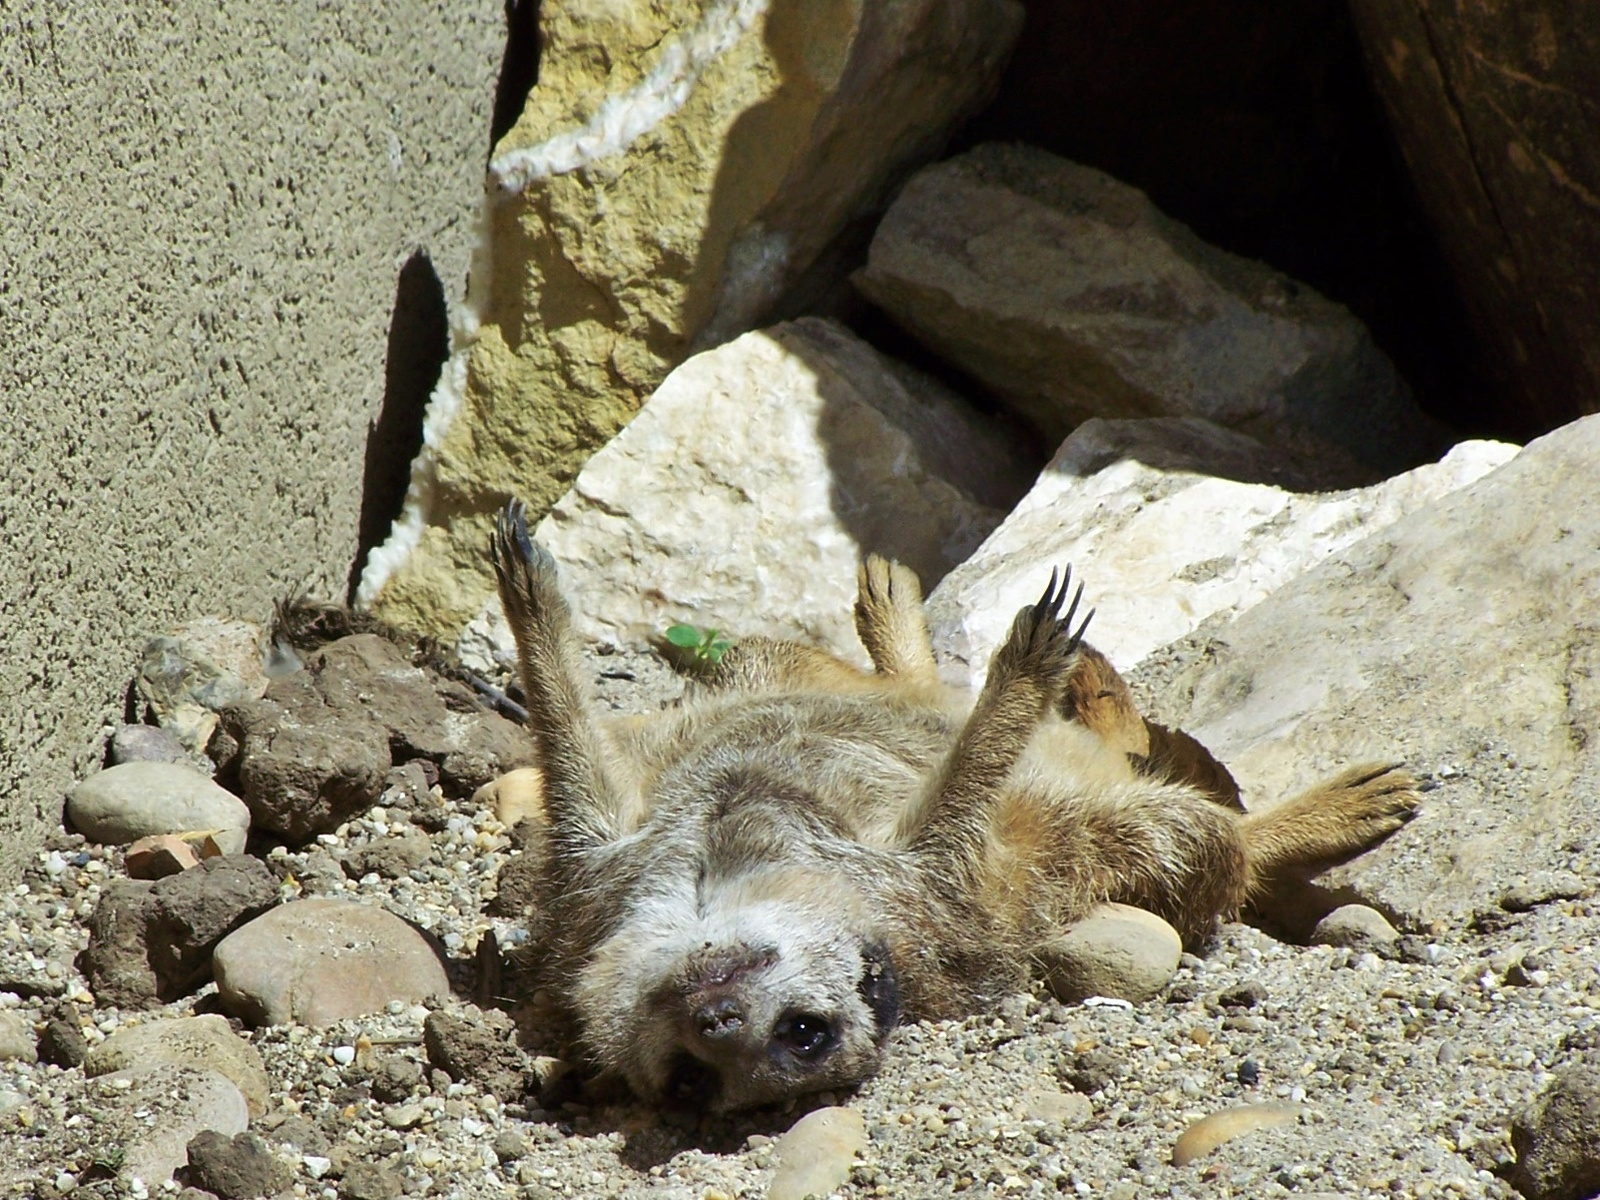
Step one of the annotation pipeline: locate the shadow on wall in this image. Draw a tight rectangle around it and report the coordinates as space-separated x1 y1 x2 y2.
491 0 542 154
347 251 450 603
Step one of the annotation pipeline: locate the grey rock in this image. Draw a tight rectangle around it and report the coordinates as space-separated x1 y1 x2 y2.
184 1130 293 1199
138 618 269 754
423 1006 530 1099
213 898 449 1026
0 1011 36 1062
1130 413 1599 926
86 1014 271 1119
855 142 1445 475
109 723 192 766
66 761 250 854
87 1063 250 1185
1036 903 1182 1004
1309 905 1400 952
1508 1056 1600 1200
81 855 279 1007
338 1160 404 1200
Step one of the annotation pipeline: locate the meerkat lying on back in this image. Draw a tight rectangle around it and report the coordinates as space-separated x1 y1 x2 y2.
489 501 1418 1111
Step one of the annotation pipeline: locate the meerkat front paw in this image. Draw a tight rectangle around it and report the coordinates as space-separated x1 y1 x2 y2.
989 567 1094 698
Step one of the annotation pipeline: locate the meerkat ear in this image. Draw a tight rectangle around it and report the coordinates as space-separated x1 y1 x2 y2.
858 940 901 1044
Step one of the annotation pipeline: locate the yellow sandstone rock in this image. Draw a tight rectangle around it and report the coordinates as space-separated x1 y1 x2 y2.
364 0 1023 636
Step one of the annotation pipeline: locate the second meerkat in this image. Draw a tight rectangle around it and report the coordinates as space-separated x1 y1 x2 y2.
489 501 1419 1111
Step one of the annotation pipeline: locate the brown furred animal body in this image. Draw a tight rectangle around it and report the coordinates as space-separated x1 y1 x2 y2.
489 502 1418 1110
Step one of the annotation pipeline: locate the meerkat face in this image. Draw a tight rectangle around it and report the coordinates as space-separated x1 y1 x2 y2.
571 883 902 1111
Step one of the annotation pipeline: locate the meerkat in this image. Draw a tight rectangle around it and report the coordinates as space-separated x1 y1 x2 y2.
488 501 1419 1111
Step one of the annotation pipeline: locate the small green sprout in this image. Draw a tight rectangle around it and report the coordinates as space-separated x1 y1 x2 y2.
662 623 732 671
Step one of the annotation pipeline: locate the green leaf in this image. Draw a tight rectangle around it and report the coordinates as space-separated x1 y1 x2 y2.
664 623 706 648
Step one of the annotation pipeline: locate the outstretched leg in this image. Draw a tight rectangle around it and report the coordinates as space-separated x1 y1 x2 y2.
490 501 631 854
1239 763 1420 894
854 555 939 686
897 569 1093 869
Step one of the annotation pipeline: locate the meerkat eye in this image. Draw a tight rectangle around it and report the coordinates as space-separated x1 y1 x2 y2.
773 1013 835 1058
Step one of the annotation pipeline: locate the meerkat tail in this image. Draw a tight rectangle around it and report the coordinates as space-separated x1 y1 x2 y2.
489 500 630 852
854 555 939 685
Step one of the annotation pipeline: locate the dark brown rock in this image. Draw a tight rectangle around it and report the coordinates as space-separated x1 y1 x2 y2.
1346 1 1600 433
37 1016 88 1068
1508 1056 1600 1200
222 635 532 842
184 1130 293 1199
81 855 278 1007
423 1006 531 1100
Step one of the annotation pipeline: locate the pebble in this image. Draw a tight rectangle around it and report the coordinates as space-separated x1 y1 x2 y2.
332 1044 356 1065
125 833 203 879
85 1014 272 1119
66 761 250 854
1310 904 1400 951
768 1106 866 1200
109 724 193 766
212 897 450 1025
1036 903 1182 1003
1172 1103 1302 1166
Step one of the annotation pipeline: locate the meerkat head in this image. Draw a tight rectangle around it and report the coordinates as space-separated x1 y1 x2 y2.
570 878 902 1111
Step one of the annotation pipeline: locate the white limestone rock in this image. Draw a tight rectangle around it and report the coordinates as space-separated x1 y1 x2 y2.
459 317 1037 670
925 417 1517 691
1132 413 1600 925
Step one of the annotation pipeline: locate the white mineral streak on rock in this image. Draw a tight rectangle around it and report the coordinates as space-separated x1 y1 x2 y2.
489 0 769 192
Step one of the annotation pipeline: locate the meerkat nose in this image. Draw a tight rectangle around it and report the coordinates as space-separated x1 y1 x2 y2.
693 996 745 1038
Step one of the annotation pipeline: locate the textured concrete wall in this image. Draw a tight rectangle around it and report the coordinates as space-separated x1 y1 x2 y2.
0 4 504 882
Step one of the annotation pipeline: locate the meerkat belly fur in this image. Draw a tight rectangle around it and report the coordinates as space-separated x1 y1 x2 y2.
489 501 1419 1111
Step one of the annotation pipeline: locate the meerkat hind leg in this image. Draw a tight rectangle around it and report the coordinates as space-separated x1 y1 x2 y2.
1239 762 1420 892
490 501 630 850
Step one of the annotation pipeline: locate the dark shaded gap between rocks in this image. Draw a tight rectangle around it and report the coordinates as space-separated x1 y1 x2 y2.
346 252 451 605
954 0 1505 440
490 0 542 154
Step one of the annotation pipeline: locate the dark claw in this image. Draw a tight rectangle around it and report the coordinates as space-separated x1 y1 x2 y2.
495 499 554 575
1033 565 1093 657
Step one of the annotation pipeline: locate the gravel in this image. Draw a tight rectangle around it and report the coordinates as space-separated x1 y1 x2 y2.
2 644 1597 1198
